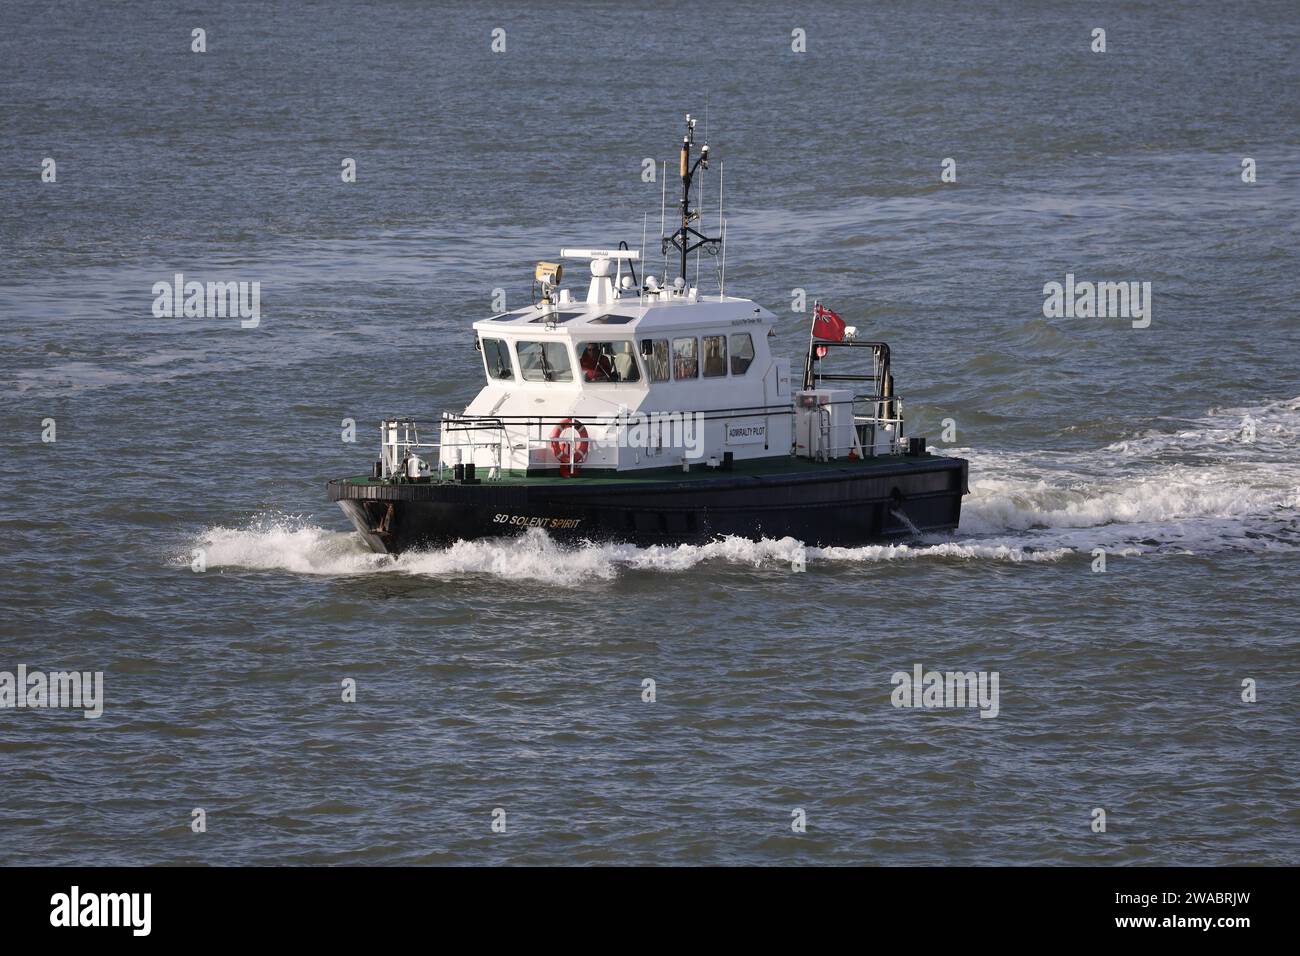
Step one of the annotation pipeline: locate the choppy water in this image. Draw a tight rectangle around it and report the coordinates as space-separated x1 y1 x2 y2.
1 0 1297 865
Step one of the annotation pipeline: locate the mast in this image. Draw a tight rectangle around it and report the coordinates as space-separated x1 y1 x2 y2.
664 113 722 286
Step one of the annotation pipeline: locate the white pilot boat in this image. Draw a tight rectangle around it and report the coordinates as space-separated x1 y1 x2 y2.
329 116 967 554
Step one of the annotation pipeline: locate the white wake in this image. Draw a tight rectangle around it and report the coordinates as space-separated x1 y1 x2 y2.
186 397 1300 582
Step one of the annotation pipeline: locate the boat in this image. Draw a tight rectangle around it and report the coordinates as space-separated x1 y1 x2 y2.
329 115 968 554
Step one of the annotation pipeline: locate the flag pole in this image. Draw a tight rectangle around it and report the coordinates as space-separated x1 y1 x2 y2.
805 298 819 390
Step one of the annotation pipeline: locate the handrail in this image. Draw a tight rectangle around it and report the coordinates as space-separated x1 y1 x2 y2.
379 383 912 482
439 404 801 428
803 338 891 390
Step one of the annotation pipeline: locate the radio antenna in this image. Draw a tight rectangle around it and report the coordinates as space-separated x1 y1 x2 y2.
697 99 709 291
696 146 705 291
665 112 721 285
718 160 724 297
720 217 728 297
660 160 668 287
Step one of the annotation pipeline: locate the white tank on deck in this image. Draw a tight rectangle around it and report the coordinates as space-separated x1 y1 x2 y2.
794 388 857 460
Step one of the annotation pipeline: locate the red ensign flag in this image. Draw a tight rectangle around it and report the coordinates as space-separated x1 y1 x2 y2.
812 303 846 341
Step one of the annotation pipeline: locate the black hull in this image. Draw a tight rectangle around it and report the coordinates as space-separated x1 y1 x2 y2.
329 456 968 554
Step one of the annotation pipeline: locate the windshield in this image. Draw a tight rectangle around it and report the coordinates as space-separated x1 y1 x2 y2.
481 337 514 381
577 341 641 383
515 340 574 382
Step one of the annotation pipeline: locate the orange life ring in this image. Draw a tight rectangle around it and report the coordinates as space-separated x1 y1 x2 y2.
549 418 590 468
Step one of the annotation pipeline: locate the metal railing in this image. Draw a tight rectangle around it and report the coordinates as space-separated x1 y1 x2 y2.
801 338 909 456
381 415 600 481
377 395 909 482
379 418 505 481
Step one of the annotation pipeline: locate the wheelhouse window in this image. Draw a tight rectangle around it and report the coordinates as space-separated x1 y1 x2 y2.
702 335 727 377
730 332 755 375
515 340 573 382
672 337 698 380
640 338 670 382
577 341 640 383
481 337 514 381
